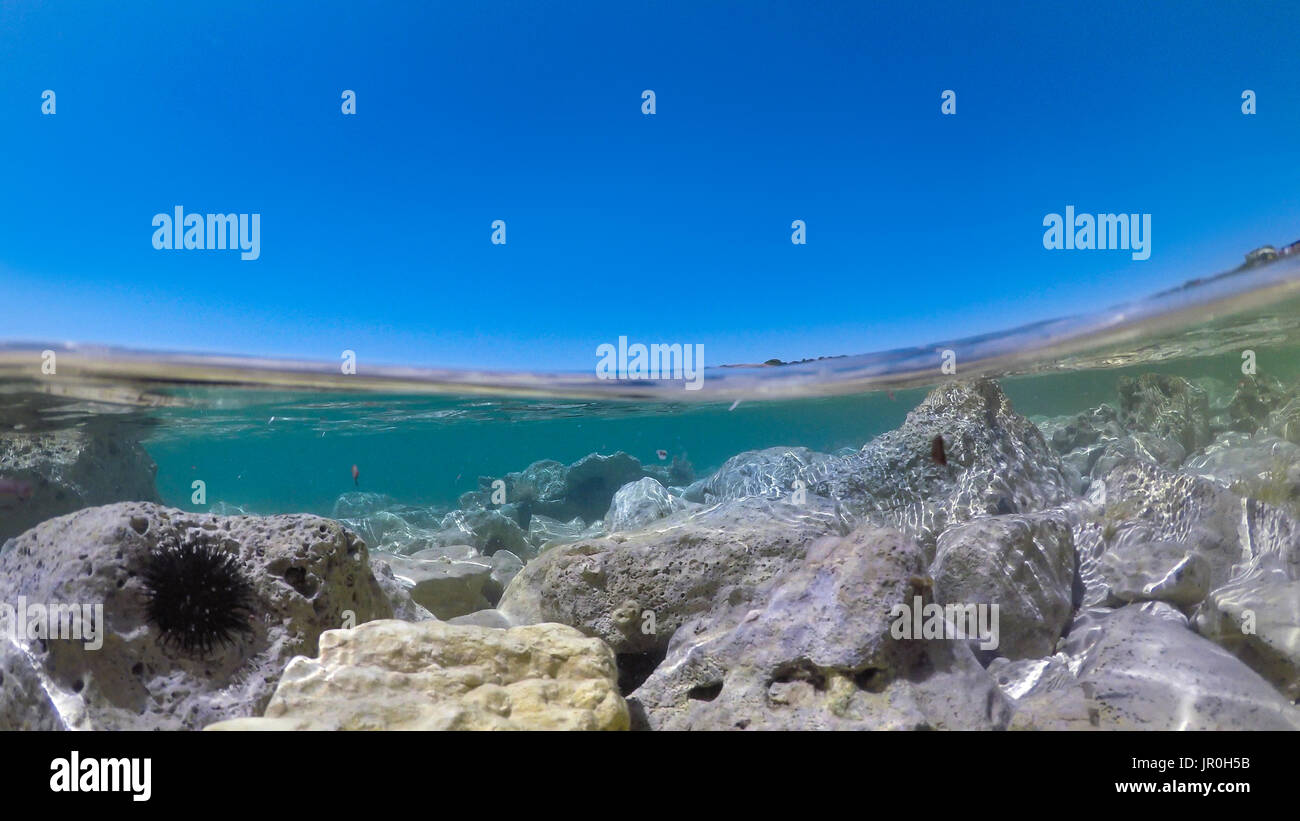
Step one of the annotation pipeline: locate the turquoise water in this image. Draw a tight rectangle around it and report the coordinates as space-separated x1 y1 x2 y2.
25 253 1269 519
128 346 1300 517
145 391 916 514
4 252 1300 528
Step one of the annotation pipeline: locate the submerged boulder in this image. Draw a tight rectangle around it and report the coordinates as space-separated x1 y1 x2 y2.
1075 460 1245 608
641 455 695 490
1088 431 1187 479
828 379 1074 542
695 446 834 503
483 549 524 603
525 514 595 549
369 560 437 622
1195 564 1300 700
930 511 1075 659
497 494 850 655
1118 373 1211 455
987 654 1099 731
1192 499 1300 698
628 525 1012 730
1060 604 1300 730
460 459 568 518
604 477 690 533
1041 404 1121 456
1040 401 1189 489
0 501 392 730
448 608 515 629
1268 397 1300 445
1072 457 1300 700
563 452 648 522
692 379 1073 547
459 451 657 526
1227 375 1288 434
330 491 401 521
0 425 160 543
1184 431 1300 507
1097 538 1211 609
330 497 453 558
433 507 531 558
205 620 628 731
371 549 493 620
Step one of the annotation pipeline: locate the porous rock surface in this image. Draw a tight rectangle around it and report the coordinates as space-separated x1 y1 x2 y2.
628 525 1012 730
0 501 393 730
0 636 66 730
205 619 628 731
497 494 850 655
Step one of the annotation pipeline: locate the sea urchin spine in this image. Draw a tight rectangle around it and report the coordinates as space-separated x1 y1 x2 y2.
141 539 255 657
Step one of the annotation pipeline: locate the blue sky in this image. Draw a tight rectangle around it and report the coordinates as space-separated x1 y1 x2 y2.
2 0 1299 371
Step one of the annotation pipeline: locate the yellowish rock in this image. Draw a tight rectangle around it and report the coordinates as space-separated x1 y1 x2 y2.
206 619 628 731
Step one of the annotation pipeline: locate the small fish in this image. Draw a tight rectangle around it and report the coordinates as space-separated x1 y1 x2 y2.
0 477 33 501
930 435 947 466
351 464 360 486
656 449 668 461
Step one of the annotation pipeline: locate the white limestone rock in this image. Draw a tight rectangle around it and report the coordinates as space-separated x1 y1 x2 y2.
205 619 628 731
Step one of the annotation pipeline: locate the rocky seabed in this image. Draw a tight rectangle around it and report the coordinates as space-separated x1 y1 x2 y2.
3 374 1299 730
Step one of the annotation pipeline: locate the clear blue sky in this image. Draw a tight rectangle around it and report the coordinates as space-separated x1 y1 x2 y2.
2 0 1298 371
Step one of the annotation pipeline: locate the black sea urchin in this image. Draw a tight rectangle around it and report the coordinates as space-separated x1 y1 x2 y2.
141 539 255 657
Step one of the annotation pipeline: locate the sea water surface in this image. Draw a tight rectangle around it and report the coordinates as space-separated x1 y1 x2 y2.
2 250 1299 521
0 253 1294 517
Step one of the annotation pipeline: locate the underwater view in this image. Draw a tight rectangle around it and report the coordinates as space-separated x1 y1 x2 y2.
3 253 1300 736
2 3 1299 789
